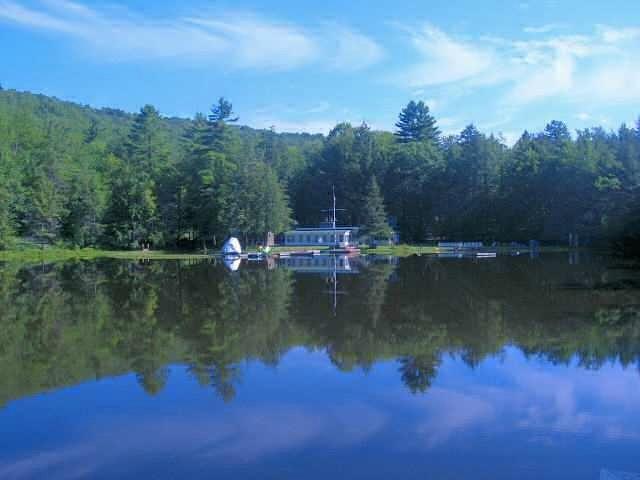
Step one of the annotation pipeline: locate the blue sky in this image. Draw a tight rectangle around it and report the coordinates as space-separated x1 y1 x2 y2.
1 0 639 144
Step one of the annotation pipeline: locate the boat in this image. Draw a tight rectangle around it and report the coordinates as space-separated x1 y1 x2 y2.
246 252 264 261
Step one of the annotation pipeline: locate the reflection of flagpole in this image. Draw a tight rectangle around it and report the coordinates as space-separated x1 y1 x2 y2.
333 254 337 314
321 255 346 316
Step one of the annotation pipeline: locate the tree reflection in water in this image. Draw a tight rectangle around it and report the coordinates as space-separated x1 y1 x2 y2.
0 254 639 406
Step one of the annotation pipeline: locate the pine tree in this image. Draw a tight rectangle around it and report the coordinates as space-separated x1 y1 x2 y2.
103 106 169 247
181 100 240 248
395 101 440 144
62 167 103 247
207 97 239 152
126 105 169 178
362 177 392 240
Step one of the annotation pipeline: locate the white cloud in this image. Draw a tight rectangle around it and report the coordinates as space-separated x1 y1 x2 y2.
185 15 315 70
0 0 383 71
506 49 576 104
394 24 495 88
0 0 230 61
597 24 640 43
577 61 640 103
393 22 640 109
324 24 385 71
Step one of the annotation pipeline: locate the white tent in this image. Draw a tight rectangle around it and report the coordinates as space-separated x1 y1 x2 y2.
222 237 242 256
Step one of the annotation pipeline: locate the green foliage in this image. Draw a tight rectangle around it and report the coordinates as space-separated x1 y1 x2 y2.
395 100 440 144
1 89 640 252
0 182 14 249
362 177 392 239
1 255 639 403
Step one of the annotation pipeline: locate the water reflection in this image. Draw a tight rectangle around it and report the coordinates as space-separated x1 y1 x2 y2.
1 255 640 478
0 255 639 406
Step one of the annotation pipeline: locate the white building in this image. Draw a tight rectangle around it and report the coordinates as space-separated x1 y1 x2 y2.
283 226 358 247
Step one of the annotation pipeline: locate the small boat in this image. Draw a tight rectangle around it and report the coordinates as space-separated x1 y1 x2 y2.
476 252 497 258
246 252 264 261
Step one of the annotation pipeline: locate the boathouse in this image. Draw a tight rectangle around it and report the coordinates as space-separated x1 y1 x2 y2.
283 225 359 247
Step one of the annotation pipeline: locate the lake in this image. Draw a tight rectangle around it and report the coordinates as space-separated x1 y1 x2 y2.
1 253 639 479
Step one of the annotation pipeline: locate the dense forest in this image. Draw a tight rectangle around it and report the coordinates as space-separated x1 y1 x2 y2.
1 88 640 251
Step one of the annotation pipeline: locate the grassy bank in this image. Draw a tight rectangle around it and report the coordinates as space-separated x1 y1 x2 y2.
0 248 210 263
361 245 439 256
0 244 573 263
362 244 571 256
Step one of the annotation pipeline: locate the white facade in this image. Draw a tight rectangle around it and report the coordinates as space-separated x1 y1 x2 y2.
283 228 355 247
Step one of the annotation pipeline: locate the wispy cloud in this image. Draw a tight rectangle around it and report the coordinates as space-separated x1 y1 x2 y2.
393 22 640 109
0 0 383 71
597 24 640 43
393 24 495 88
0 402 387 479
324 23 385 71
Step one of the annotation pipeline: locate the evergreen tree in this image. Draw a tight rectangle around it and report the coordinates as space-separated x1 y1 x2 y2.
385 140 442 242
125 105 170 178
207 97 239 153
84 118 99 144
362 177 392 240
395 101 440 144
62 168 103 247
103 106 169 247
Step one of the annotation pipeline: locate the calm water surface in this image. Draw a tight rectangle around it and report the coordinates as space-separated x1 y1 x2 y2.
1 254 639 479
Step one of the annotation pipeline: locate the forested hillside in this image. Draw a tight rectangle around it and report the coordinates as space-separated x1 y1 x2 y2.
1 89 639 251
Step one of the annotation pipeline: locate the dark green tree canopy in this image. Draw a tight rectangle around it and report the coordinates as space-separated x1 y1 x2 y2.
395 100 440 144
1 89 640 252
209 97 238 124
362 177 392 240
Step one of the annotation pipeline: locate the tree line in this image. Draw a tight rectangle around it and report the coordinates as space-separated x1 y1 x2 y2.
1 89 639 251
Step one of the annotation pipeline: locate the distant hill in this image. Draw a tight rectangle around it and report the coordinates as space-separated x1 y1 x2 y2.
0 88 324 154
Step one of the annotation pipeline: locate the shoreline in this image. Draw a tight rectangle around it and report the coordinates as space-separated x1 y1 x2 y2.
0 244 576 263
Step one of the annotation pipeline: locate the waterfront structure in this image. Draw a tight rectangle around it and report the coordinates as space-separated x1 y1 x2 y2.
282 225 358 247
